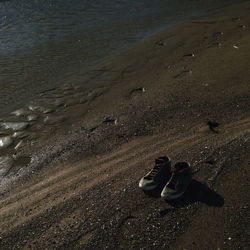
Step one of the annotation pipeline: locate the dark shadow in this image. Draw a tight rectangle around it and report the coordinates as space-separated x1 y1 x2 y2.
167 179 224 208
143 179 224 208
143 179 168 198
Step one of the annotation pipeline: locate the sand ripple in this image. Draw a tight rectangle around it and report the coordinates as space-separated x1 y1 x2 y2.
1 122 29 131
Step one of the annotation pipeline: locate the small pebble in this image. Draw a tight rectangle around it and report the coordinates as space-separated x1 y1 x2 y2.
213 31 224 36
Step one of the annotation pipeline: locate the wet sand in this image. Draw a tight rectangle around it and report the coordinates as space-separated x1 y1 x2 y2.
0 1 250 249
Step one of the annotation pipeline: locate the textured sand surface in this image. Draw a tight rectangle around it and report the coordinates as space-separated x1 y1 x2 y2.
0 2 250 249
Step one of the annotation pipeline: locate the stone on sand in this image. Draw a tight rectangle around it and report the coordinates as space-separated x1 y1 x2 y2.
0 136 13 149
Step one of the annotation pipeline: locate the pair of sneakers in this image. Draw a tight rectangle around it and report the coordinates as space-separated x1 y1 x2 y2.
139 156 192 200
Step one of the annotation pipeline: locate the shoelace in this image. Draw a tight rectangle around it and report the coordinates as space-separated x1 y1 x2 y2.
145 163 162 179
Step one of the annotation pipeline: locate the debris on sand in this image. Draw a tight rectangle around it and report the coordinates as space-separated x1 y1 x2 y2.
232 17 241 21
103 117 118 125
208 41 222 48
155 40 164 46
213 31 224 36
130 87 146 96
207 121 220 133
14 140 23 150
183 53 195 57
239 25 246 29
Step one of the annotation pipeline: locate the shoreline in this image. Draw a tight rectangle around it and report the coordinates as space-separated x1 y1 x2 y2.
0 1 250 249
0 1 247 118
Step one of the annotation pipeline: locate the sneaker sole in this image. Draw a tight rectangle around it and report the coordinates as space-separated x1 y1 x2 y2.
139 181 158 191
161 191 185 200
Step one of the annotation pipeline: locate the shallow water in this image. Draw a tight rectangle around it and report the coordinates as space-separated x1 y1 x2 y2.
0 0 247 116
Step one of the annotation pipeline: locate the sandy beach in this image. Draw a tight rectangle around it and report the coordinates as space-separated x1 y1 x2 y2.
0 1 250 249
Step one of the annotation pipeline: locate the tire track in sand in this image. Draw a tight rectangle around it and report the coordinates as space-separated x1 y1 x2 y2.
0 118 250 232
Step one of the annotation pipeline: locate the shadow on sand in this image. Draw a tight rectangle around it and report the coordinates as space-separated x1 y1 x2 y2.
144 179 224 209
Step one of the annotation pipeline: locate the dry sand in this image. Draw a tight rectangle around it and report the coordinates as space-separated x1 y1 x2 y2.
0 1 250 249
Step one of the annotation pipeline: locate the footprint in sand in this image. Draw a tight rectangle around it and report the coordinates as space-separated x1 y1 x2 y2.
129 87 146 98
79 96 89 104
64 99 82 107
232 17 241 21
0 155 32 177
208 42 222 48
87 88 107 101
174 70 192 79
207 121 223 134
50 99 66 108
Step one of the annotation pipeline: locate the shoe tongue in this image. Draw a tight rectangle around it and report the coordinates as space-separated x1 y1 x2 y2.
155 158 163 165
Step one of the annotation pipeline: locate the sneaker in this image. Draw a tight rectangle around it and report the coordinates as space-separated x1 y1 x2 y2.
139 156 171 191
161 162 192 200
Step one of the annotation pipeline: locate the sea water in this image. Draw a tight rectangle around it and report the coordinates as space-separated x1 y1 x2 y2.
0 0 246 116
